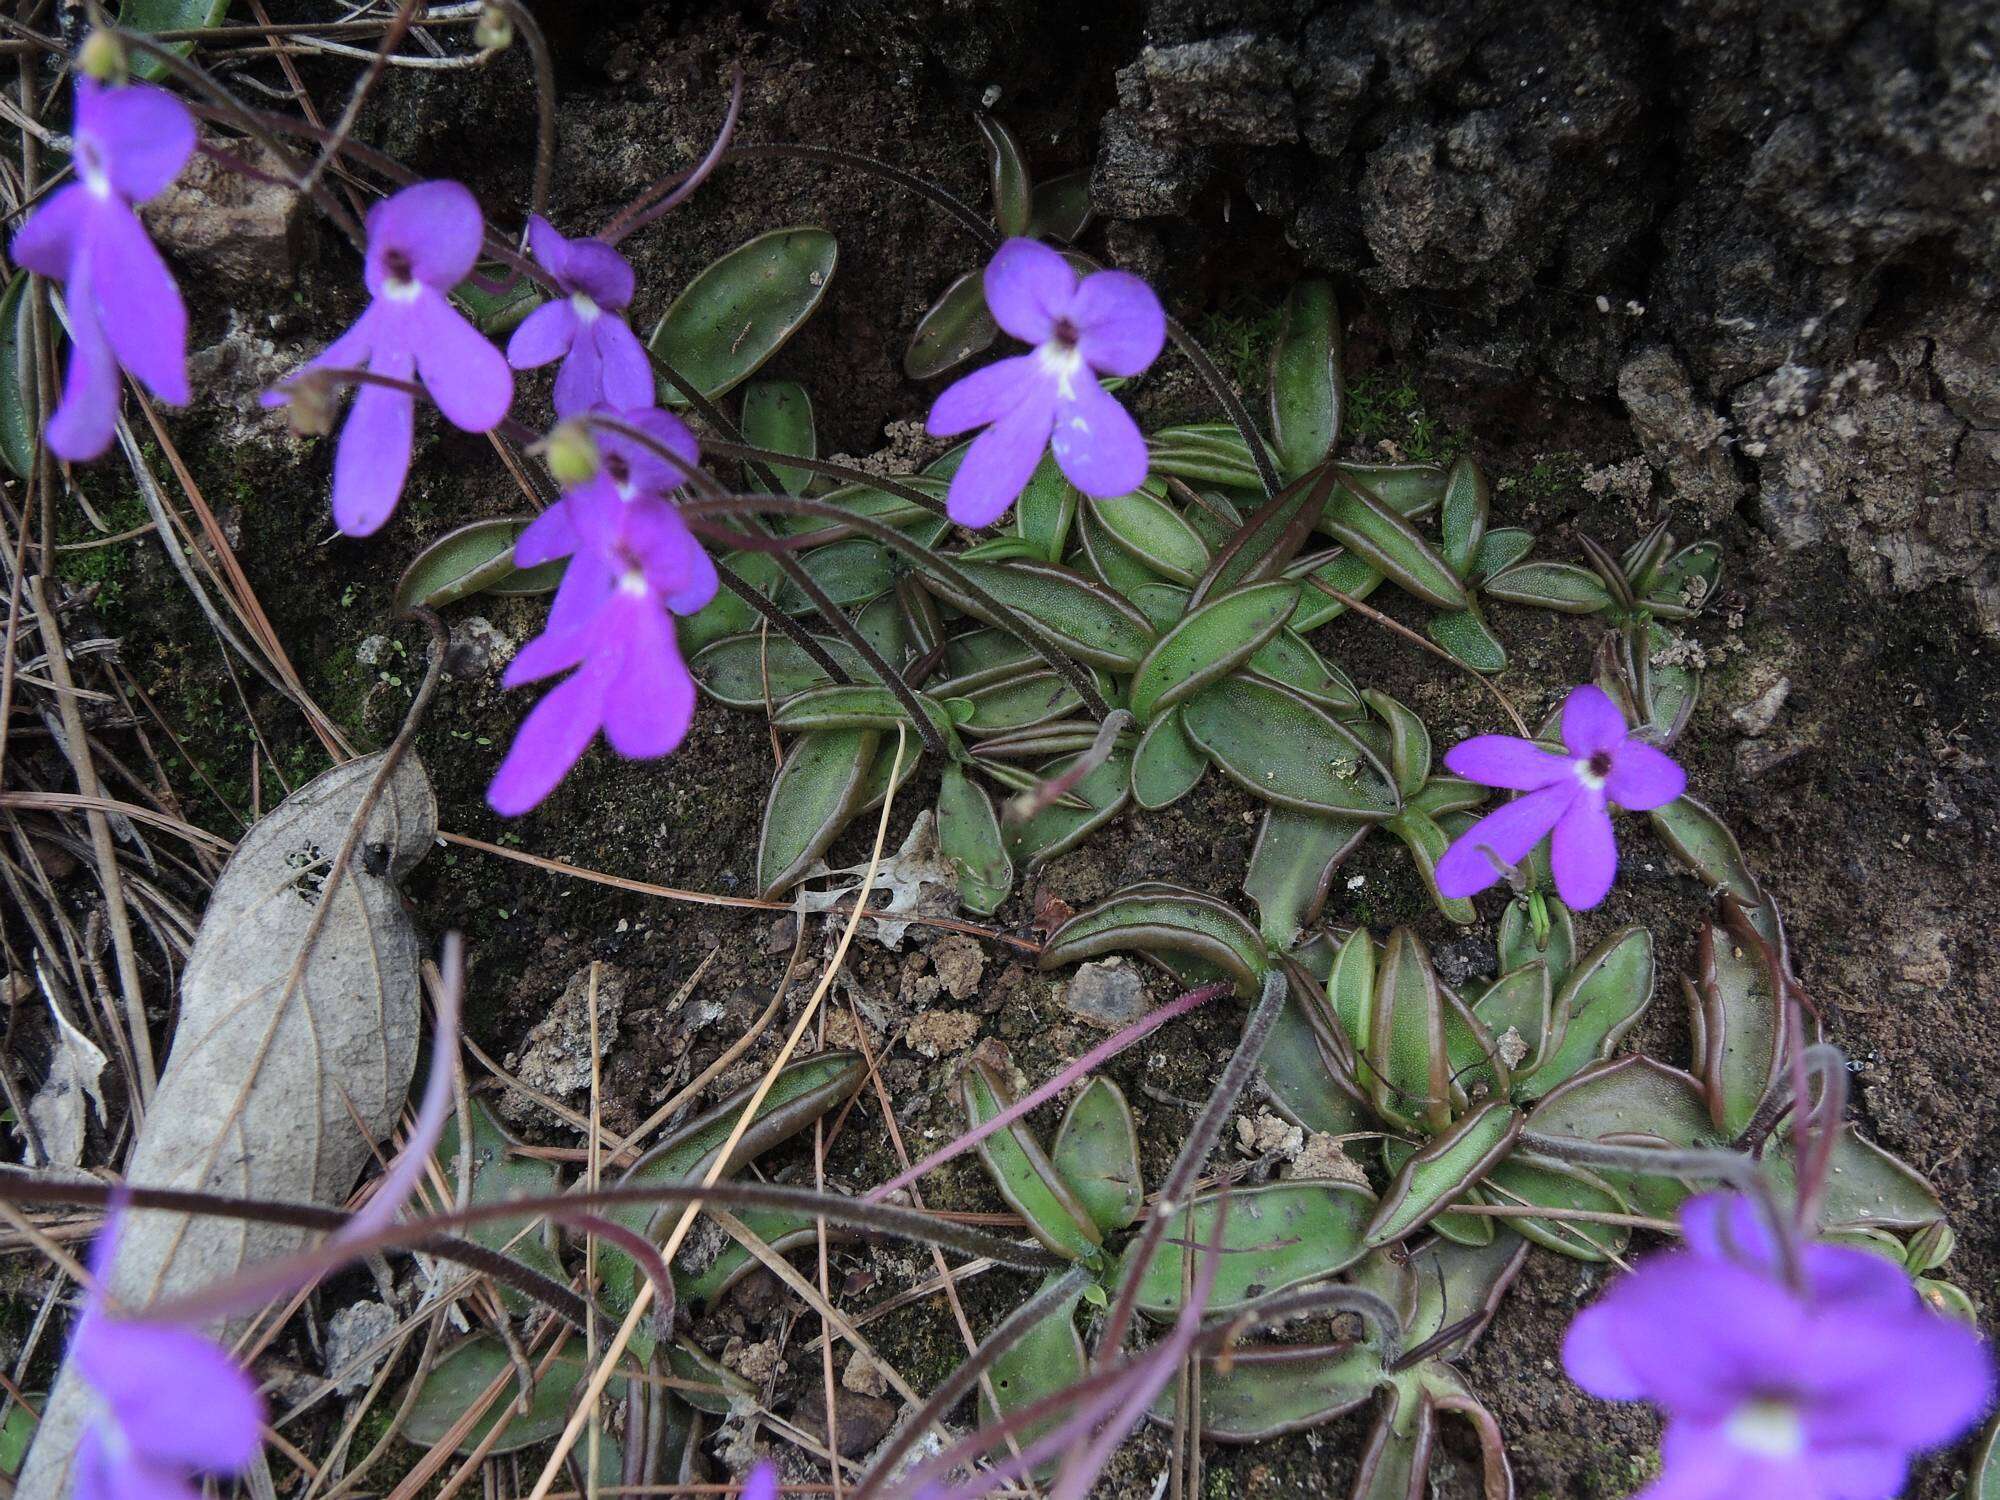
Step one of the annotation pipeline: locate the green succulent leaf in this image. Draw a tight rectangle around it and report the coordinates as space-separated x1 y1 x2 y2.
1327 927 1378 1063
1471 963 1557 1083
1526 1056 1721 1219
1483 560 1613 614
1366 1104 1523 1248
1244 806 1369 950
453 267 544 337
1147 1343 1382 1443
1768 1125 1946 1232
1127 580 1300 724
1269 280 1342 478
1181 676 1401 819
1425 606 1509 673
1014 455 1080 563
1407 775 1486 819
120 0 231 79
1515 927 1654 1102
1120 1180 1375 1318
905 268 998 380
1040 883 1268 994
1090 488 1214 586
1360 690 1432 798
980 1279 1088 1474
1336 462 1448 519
0 270 33 480
1076 497 1167 598
649 227 837 403
1130 709 1210 810
1437 455 1490 577
1969 1412 2000 1499
678 551 783 654
1647 794 1782 949
937 764 1015 914
785 477 954 543
1002 748 1131 867
1385 808 1478 925
434 1099 565 1313
1321 475 1468 610
921 559 1156 670
963 1056 1104 1261
772 539 896 615
1029 170 1094 240
1497 894 1577 987
395 519 553 612
771 683 959 747
1248 629 1363 716
405 1338 603 1454
1284 546 1385 630
1352 1383 1433 1500
1260 977 1373 1137
689 633 872 710
954 672 1085 738
1147 422 1280 489
1052 1077 1145 1233
1692 916 1785 1139
740 380 816 495
1483 1151 1632 1261
1190 469 1333 606
756 728 879 897
1644 540 1724 620
1367 929 1459 1133
1472 527 1536 583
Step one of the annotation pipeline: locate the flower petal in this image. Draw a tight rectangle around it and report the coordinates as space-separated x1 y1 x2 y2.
1069 269 1166 376
983 238 1074 346
1801 1244 1917 1313
487 660 612 815
608 405 700 492
78 79 195 202
1606 740 1686 811
742 1462 780 1500
544 551 614 639
75 1317 263 1472
525 214 567 276
1550 794 1617 909
45 271 121 462
77 1426 206 1500
1802 1307 1993 1452
944 379 1057 527
1679 1193 1784 1274
11 183 89 279
1803 1444 1909 1500
365 180 485 293
1050 378 1147 498
602 610 695 758
1633 1423 1768 1500
504 621 593 687
1560 683 1628 758
561 240 635 309
412 294 513 433
1562 1302 1648 1401
1434 781 1577 898
90 202 188 404
506 299 577 370
927 354 1042 437
331 350 414 536
264 305 378 408
551 324 604 418
626 498 717 614
514 503 580 567
592 315 656 412
1443 734 1574 791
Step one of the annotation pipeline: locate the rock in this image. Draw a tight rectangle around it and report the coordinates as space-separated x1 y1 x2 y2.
1091 110 1210 219
903 1009 980 1059
1062 959 1150 1029
793 1385 899 1458
1431 934 1498 989
1617 347 1746 526
1288 1131 1369 1187
500 964 626 1126
445 616 513 679
1729 675 1791 738
1235 1110 1303 1159
722 1335 783 1384
143 139 315 290
928 935 987 1001
1121 35 1304 145
843 1350 890 1398
324 1301 397 1396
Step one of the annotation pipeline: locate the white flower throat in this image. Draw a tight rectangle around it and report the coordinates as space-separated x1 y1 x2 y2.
1724 1398 1805 1460
570 292 601 323
1037 339 1085 401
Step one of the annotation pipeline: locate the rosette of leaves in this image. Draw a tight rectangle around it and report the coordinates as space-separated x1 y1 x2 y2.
948 1045 1379 1470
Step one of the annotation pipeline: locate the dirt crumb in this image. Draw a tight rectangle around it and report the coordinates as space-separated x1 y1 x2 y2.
501 964 626 1126
904 1009 980 1059
1288 1132 1369 1187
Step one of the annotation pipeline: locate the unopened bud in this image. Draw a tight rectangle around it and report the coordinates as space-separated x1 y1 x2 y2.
1905 1220 1956 1275
282 372 338 439
543 421 600 487
78 30 129 86
473 5 514 49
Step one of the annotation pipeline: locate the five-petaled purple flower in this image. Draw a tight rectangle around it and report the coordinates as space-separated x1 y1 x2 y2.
1564 1193 1992 1500
487 407 714 815
926 238 1164 527
70 1200 265 1500
1434 684 1685 910
11 76 195 462
505 215 653 417
266 179 512 536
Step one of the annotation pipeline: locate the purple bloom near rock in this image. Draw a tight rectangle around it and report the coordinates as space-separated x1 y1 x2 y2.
71 1202 264 1500
10 76 195 462
1565 1193 1992 1500
506 215 654 416
926 238 1165 527
742 1461 778 1500
487 408 714 815
1434 683 1685 910
266 180 512 536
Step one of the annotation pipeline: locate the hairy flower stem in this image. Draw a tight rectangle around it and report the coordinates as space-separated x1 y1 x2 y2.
681 493 1112 719
601 65 743 244
722 141 999 249
713 560 856 687
1096 969 1287 1361
699 439 951 521
490 0 557 218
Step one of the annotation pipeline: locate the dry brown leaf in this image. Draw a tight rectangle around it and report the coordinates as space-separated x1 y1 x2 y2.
20 751 436 1496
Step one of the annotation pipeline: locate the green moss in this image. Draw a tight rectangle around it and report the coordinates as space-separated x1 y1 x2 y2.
1192 289 1287 396
1343 369 1456 464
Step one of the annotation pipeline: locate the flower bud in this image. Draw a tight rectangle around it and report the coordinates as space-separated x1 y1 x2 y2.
282 372 338 439
78 30 129 86
1905 1220 1956 1275
543 421 601 487
473 5 514 49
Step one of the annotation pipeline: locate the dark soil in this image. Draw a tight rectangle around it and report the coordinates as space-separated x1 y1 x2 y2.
32 2 1999 1497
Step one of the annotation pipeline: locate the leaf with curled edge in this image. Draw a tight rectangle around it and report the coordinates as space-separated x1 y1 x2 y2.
20 752 437 1495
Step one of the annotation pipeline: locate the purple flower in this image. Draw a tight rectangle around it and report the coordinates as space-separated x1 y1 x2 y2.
505 216 653 416
71 1202 264 1500
487 411 714 815
742 1461 778 1500
1434 684 1685 910
266 180 513 536
926 238 1165 527
10 76 194 461
1564 1193 1992 1500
